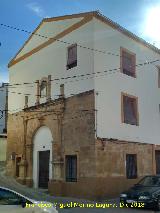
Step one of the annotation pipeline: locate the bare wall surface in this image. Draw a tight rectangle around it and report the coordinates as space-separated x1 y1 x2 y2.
0 137 7 161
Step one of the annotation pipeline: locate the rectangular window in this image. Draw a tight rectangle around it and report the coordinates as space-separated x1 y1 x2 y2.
66 155 77 182
122 93 138 125
67 44 77 70
126 154 137 179
121 48 136 77
155 151 160 175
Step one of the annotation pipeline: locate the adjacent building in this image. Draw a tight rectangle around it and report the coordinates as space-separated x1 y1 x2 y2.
7 11 160 199
0 83 8 134
0 83 8 164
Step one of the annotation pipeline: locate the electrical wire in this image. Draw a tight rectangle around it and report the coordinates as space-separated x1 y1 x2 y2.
0 107 95 122
0 22 120 57
0 21 160 120
0 58 159 89
0 20 159 77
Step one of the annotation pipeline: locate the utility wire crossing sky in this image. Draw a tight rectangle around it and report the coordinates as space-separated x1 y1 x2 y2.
0 0 160 82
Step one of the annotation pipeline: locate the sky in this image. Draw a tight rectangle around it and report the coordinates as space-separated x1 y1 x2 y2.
0 0 160 82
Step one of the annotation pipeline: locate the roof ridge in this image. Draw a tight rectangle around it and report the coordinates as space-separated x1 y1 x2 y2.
8 11 160 68
43 11 98 22
93 12 160 54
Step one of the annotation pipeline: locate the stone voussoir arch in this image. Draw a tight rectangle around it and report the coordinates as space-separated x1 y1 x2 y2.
32 124 54 188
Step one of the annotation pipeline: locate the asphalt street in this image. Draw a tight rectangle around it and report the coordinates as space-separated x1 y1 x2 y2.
0 162 157 213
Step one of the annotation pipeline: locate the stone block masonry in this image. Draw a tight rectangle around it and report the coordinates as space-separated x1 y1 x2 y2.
6 90 159 199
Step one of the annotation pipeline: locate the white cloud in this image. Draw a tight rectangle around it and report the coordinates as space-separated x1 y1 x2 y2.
27 2 47 18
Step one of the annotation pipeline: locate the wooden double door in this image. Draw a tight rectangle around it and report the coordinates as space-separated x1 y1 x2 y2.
38 150 50 188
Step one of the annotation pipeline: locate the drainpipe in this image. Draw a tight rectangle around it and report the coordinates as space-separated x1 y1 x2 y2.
5 84 8 132
95 92 98 138
56 85 65 181
47 75 51 102
59 84 65 152
35 80 40 105
23 116 28 161
18 115 28 183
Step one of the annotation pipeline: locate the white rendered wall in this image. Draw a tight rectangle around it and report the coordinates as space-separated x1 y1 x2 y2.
9 16 160 145
33 126 53 188
8 20 94 112
16 17 84 59
93 18 160 144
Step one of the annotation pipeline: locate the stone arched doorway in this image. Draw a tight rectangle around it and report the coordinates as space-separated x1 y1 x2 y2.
33 126 53 188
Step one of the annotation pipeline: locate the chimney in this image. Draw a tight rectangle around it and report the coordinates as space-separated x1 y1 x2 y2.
47 75 51 101
35 80 40 105
24 96 28 108
60 84 64 98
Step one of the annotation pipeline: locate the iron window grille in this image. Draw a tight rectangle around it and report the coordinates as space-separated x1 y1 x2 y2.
65 155 77 182
126 154 137 179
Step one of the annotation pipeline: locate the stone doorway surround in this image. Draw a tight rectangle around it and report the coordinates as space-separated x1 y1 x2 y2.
6 90 96 198
33 126 53 188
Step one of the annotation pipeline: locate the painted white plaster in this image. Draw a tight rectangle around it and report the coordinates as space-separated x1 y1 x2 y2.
9 20 94 111
16 17 84 58
8 16 160 144
93 18 160 144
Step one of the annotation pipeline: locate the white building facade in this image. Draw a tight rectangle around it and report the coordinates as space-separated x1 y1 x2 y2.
7 11 160 198
8 12 160 144
0 83 8 134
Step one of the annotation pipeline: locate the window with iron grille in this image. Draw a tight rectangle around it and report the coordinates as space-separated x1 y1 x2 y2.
121 48 136 77
65 155 77 182
126 154 137 179
122 94 138 126
67 44 77 70
155 151 160 175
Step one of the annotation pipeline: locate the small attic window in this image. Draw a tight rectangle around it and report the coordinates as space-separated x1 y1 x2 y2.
67 44 77 70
